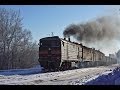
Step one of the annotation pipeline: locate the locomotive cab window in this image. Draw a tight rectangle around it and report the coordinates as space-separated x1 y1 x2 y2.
40 40 51 47
51 41 60 47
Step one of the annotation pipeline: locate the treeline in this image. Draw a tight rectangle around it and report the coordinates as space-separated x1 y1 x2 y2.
0 8 39 70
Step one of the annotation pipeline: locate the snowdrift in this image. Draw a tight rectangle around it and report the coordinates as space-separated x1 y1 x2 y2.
85 67 120 85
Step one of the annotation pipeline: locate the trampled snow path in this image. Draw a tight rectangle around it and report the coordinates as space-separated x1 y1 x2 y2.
0 64 119 85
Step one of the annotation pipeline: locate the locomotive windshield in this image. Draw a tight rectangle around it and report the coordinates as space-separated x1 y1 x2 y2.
40 40 60 47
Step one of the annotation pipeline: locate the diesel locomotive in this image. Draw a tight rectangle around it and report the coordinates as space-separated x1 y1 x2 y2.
38 36 117 71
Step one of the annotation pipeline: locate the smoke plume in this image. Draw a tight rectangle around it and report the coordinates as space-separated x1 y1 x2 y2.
63 15 120 55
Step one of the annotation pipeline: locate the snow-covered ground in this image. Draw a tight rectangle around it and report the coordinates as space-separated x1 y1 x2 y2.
0 65 43 76
0 64 119 85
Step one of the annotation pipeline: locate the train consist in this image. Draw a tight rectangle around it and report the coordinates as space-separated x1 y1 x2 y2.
38 36 117 71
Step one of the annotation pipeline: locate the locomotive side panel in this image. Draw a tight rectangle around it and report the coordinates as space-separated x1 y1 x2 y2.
61 40 68 61
93 50 106 66
94 51 98 61
82 46 93 61
61 39 82 62
94 50 104 61
67 42 82 61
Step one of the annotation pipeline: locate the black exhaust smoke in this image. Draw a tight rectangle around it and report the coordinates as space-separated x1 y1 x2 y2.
63 15 120 55
63 16 120 43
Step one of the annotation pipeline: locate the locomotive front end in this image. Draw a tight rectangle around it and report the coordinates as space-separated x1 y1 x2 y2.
38 36 61 71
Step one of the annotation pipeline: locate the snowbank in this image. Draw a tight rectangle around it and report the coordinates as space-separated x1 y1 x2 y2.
84 67 120 85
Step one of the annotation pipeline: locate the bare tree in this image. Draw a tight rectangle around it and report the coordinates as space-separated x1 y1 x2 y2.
0 8 39 70
0 8 22 69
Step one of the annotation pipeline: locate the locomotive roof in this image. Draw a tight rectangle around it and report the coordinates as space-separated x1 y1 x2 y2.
60 38 82 46
60 38 104 54
40 36 60 40
40 36 81 46
39 36 105 55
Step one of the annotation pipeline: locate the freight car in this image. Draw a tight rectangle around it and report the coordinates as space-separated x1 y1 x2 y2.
38 36 117 72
